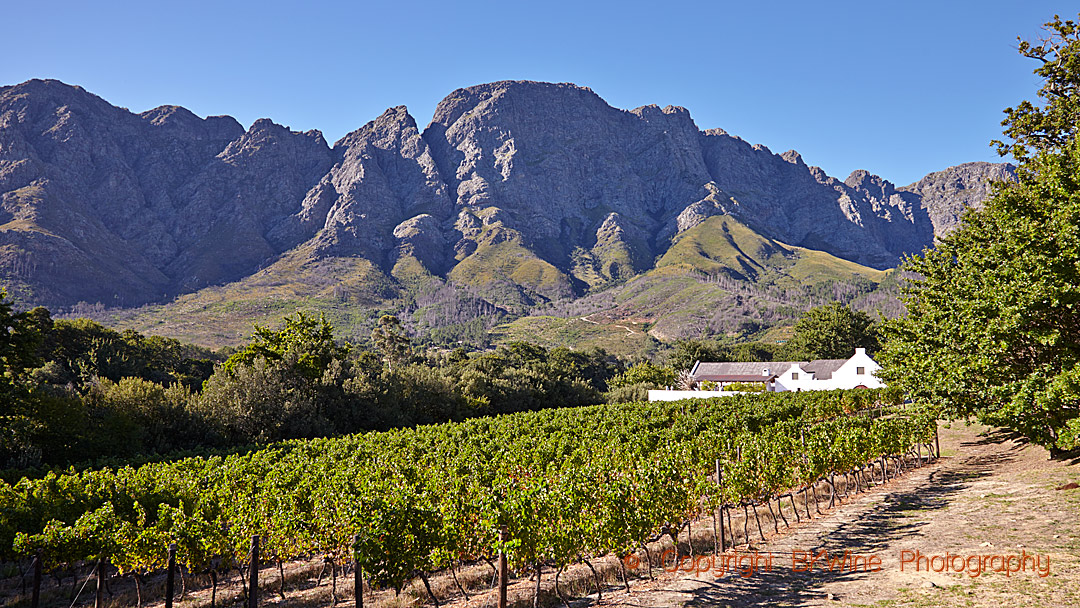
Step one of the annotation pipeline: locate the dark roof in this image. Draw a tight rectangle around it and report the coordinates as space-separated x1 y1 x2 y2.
695 374 775 383
690 358 850 381
690 361 797 377
801 359 847 380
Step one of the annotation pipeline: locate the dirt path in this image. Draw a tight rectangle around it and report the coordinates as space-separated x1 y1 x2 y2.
595 422 1080 608
13 423 1075 608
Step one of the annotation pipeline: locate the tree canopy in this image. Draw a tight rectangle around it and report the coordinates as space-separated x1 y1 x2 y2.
880 14 1080 453
786 302 878 361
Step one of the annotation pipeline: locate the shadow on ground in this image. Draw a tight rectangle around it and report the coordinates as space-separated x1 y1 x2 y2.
655 448 1020 607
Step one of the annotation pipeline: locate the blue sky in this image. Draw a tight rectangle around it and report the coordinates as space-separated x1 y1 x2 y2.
3 1 1074 185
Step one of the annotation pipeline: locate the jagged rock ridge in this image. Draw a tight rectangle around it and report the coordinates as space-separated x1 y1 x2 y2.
0 79 1013 309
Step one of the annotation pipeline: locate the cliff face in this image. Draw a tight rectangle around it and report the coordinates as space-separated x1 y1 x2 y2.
0 79 333 305
0 79 1013 309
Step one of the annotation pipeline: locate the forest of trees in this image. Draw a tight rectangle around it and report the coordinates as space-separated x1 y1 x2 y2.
0 288 883 472
0 292 626 471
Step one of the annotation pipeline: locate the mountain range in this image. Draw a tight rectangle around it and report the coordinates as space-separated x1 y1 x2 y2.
0 79 1013 347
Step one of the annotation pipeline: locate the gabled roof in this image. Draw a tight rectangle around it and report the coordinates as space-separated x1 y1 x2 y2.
690 361 798 379
699 374 775 383
690 358 850 381
801 359 847 380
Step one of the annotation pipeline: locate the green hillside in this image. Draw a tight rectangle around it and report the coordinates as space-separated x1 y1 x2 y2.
89 215 894 354
98 246 399 348
657 215 888 286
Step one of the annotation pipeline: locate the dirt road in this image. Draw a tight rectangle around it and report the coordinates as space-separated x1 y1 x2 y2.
597 422 1080 608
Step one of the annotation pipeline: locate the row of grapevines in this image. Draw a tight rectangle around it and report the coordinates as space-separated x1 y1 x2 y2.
1 388 928 594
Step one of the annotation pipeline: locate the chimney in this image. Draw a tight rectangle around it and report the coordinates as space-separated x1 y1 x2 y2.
855 348 866 356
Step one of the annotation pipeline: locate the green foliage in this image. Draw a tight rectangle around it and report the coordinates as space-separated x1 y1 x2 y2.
995 15 1080 162
0 387 927 590
84 378 201 456
722 381 766 393
38 317 217 390
728 341 785 362
881 141 1080 451
785 302 878 360
667 339 728 372
448 342 613 415
370 314 411 370
1 303 621 470
200 355 337 443
881 15 1080 452
607 361 676 390
223 311 347 381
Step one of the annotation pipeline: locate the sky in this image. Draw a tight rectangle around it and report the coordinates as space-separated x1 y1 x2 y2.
3 0 1076 185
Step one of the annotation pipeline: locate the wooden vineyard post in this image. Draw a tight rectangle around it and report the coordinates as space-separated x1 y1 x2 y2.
354 534 363 608
498 526 508 608
165 543 177 608
95 560 104 608
31 552 41 608
935 424 941 461
715 459 725 553
249 535 260 608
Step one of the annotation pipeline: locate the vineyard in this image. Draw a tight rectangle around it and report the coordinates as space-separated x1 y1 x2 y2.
0 389 937 606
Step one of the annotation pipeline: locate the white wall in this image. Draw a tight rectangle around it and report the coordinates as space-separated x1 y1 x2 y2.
829 348 884 389
648 389 743 401
770 348 883 392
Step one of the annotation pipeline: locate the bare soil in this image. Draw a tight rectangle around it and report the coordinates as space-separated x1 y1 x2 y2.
577 422 1080 608
4 422 1077 608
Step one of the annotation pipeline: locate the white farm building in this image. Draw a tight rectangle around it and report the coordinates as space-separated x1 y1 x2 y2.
648 348 883 401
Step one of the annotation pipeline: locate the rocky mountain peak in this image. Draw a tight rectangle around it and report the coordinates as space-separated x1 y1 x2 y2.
0 78 1014 310
781 149 805 165
844 169 896 200
900 161 1016 237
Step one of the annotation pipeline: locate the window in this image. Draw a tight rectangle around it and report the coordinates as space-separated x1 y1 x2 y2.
856 367 865 375
791 372 799 380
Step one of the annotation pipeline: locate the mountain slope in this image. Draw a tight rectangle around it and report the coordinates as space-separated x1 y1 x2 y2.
0 78 1013 347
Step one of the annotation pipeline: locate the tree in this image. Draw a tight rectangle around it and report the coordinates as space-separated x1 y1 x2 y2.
202 313 354 443
880 14 1080 453
994 15 1080 162
607 362 677 390
223 312 348 381
785 302 878 361
0 291 49 392
666 339 728 373
371 315 410 371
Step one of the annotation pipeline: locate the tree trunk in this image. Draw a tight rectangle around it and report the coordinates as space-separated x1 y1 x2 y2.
582 558 602 601
617 554 631 592
554 566 569 608
451 565 469 599
486 558 498 588
533 563 542 608
641 543 654 579
725 505 734 546
742 504 750 545
775 496 789 528
332 558 339 605
418 571 439 608
765 498 779 533
752 502 766 541
278 558 286 600
686 518 694 556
